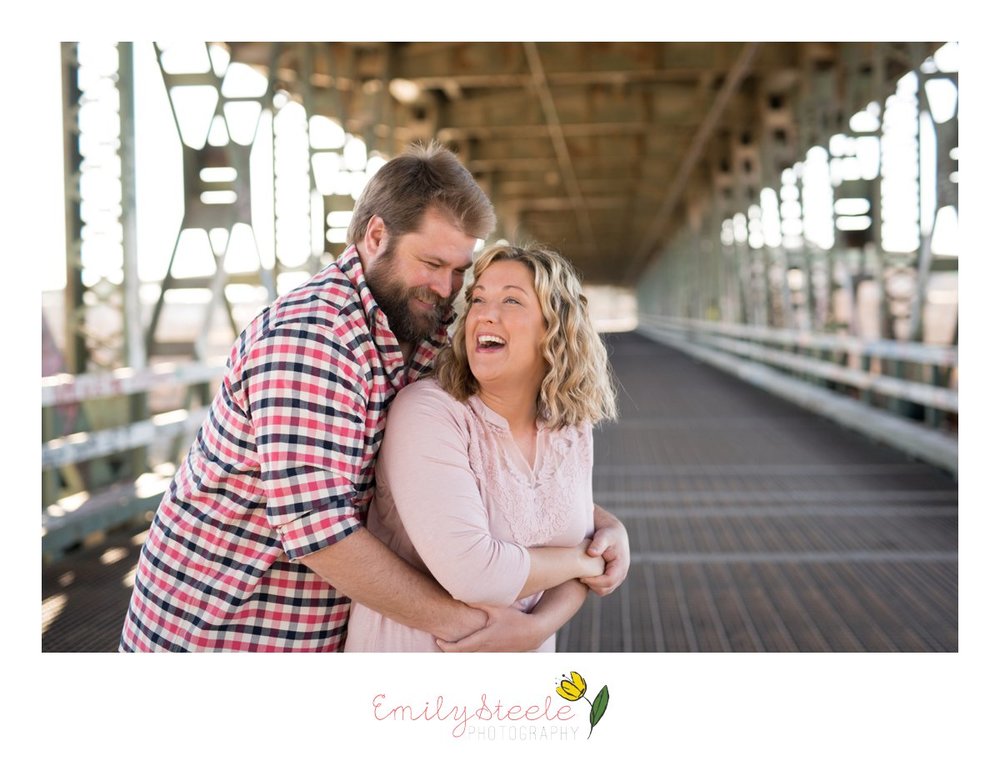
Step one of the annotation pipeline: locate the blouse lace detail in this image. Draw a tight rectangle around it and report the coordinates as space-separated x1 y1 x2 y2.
466 401 591 546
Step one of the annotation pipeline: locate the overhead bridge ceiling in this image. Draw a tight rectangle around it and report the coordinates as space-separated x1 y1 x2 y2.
226 41 942 286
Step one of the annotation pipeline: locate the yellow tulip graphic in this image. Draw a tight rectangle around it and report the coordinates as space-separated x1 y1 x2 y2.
556 671 587 702
555 671 609 738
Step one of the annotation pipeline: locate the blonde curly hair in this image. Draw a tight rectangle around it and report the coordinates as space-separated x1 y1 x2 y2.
435 243 618 428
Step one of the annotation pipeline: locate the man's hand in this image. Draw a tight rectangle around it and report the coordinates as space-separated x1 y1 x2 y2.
436 604 545 652
581 504 630 596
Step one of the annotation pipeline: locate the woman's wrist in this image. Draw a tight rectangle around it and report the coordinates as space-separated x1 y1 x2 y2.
577 543 605 578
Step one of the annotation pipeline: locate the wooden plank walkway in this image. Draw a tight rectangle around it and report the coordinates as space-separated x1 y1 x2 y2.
41 331 958 652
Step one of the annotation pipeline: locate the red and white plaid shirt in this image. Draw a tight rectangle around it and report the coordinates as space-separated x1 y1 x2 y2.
120 246 452 651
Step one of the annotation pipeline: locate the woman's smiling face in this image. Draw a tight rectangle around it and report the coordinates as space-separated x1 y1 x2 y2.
464 259 548 392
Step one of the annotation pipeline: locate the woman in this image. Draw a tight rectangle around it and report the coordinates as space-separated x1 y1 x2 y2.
344 244 618 651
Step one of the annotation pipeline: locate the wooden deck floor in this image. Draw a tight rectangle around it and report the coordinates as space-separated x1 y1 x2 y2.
41 331 958 652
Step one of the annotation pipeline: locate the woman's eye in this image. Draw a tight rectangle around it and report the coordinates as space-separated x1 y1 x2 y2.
504 297 521 305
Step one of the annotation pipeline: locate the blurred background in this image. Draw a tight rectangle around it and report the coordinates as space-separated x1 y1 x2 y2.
40 41 958 652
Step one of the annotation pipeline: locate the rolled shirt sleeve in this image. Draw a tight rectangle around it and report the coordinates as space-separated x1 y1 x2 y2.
377 383 531 606
244 321 369 560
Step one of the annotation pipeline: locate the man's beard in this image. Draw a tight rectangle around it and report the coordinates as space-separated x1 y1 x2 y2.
366 241 450 344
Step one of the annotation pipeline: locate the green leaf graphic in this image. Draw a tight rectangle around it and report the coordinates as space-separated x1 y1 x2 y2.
588 685 609 738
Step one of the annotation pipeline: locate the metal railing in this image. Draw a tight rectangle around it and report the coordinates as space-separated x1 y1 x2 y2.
637 314 958 475
41 358 227 559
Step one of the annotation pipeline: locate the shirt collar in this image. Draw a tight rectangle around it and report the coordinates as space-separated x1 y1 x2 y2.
337 244 380 324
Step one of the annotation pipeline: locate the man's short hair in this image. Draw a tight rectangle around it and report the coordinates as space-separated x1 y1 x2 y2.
347 141 496 244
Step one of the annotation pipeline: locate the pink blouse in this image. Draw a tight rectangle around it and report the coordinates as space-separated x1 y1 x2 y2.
343 378 594 651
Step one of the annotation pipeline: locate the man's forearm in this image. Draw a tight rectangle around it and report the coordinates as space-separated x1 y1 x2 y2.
299 528 487 641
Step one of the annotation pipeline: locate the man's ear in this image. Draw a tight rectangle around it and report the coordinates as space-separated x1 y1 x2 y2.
360 215 388 263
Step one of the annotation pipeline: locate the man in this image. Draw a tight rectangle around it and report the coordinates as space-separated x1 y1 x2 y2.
120 142 629 652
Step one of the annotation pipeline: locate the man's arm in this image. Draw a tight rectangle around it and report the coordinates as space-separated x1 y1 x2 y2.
437 580 590 652
299 527 487 642
581 504 631 596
